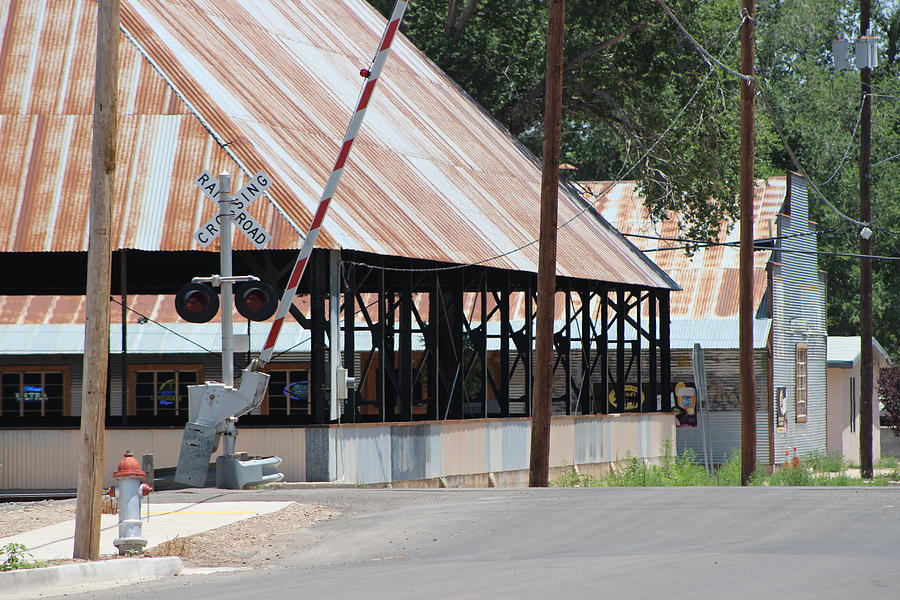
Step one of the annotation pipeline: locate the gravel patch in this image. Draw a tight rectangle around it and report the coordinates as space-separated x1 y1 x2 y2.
0 499 77 538
144 501 338 567
0 498 337 569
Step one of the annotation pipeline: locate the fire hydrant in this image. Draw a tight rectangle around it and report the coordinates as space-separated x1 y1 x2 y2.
108 451 152 555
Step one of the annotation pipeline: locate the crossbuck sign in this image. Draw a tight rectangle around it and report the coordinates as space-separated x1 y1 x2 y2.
193 170 272 249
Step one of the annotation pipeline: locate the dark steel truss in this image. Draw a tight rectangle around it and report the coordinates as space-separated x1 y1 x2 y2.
282 250 672 424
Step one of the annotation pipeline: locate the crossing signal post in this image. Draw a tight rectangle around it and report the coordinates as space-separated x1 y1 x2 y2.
173 172 284 489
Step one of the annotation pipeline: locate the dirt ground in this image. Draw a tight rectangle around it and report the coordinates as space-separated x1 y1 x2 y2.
0 498 338 568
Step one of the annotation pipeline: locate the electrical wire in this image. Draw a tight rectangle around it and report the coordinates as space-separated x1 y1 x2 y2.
655 0 881 232
623 227 843 246
872 151 900 169
757 85 869 228
109 297 215 353
643 242 900 261
817 95 864 186
655 0 753 82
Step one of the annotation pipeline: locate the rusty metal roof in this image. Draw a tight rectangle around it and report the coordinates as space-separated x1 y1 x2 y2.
581 177 788 319
0 0 674 289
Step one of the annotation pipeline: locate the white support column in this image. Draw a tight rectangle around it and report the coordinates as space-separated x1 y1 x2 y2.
218 173 237 456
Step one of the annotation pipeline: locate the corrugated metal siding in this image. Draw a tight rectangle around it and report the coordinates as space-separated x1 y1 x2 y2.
582 178 787 318
672 347 772 463
770 174 827 459
676 411 771 465
0 414 674 488
0 0 673 288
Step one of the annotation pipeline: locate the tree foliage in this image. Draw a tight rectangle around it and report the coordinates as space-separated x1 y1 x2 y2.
755 0 900 356
877 366 900 435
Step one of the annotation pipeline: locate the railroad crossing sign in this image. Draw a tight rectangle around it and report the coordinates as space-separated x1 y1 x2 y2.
193 170 272 249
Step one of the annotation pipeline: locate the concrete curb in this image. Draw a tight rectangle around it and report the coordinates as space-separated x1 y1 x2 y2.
265 481 357 489
0 556 183 596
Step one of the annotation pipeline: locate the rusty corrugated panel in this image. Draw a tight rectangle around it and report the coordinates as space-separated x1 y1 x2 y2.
0 1 674 288
0 0 672 289
114 0 671 286
582 177 787 319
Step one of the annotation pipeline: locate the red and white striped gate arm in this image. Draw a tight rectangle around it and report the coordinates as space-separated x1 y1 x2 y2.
258 0 410 368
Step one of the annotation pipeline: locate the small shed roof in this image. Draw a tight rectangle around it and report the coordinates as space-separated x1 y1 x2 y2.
0 0 673 289
826 336 892 368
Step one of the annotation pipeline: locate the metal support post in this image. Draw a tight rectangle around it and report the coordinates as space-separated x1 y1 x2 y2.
329 249 342 421
218 173 237 456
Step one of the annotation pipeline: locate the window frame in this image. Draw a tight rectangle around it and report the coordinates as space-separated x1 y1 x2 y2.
127 364 204 417
795 343 808 423
263 362 311 416
0 366 71 418
849 375 857 433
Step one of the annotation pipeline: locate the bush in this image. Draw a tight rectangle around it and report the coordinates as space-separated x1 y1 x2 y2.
878 367 900 435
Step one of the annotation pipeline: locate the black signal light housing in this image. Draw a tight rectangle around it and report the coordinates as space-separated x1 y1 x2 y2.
234 281 278 322
174 282 220 323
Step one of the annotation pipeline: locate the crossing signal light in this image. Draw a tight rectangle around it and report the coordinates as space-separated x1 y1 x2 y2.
234 281 278 321
174 282 219 323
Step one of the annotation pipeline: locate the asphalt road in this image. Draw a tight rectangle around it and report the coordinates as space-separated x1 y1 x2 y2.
65 486 899 600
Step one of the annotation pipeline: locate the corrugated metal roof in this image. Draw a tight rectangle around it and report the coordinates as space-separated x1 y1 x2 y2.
670 318 770 350
826 336 891 368
0 0 673 289
581 178 787 318
0 322 366 355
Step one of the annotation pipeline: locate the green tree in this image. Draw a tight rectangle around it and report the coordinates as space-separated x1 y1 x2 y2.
756 0 900 356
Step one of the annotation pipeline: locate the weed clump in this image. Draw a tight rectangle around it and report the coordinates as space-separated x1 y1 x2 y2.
1 543 45 571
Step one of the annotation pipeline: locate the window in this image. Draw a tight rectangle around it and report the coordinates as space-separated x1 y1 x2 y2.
265 365 310 415
128 365 202 417
795 343 808 423
849 376 857 433
0 368 68 417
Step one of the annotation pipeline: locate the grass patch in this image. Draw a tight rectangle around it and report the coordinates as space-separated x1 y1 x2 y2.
550 442 896 488
801 450 845 473
876 455 898 470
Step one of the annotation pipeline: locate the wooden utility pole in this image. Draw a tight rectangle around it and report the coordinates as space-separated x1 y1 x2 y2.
738 0 756 486
74 0 119 560
529 0 565 487
859 0 874 479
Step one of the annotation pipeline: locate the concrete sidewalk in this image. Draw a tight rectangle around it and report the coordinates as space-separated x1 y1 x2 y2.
0 500 293 598
0 501 293 560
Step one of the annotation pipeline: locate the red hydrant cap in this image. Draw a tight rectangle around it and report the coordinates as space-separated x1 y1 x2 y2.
113 451 146 479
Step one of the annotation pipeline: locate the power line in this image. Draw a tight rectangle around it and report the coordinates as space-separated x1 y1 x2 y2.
817 95 865 186
109 297 215 353
644 242 900 261
872 150 900 169
655 0 753 82
757 85 868 228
